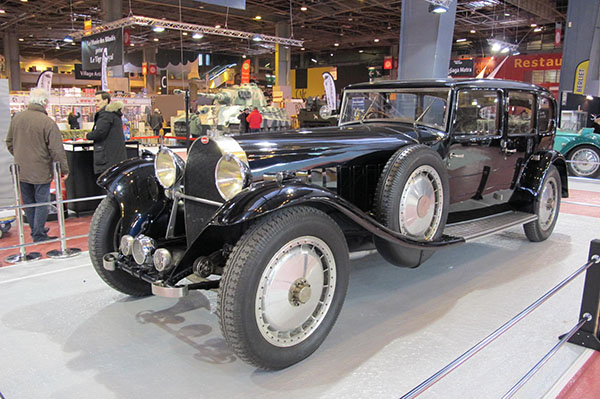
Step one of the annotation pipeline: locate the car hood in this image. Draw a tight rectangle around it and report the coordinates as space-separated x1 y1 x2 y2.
231 123 443 177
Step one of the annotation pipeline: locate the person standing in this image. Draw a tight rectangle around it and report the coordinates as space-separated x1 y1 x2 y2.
67 111 81 129
246 107 263 133
5 88 69 242
237 108 250 133
86 91 128 176
149 108 164 136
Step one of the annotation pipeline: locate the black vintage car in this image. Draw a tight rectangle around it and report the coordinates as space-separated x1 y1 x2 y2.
90 79 567 370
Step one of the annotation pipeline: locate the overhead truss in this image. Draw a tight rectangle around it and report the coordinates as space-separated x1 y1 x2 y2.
70 15 304 47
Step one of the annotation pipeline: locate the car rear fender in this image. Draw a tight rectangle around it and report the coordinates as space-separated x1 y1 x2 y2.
514 150 568 200
97 156 168 237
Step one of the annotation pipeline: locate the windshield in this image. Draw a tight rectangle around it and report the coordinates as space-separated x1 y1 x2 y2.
339 88 450 129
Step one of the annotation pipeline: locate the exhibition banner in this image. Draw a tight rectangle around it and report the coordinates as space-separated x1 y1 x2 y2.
74 64 101 80
573 60 589 95
101 48 108 91
322 72 336 111
81 28 123 71
36 70 53 92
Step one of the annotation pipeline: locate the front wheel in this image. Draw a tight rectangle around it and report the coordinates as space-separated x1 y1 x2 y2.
524 165 561 242
218 206 349 370
567 145 600 178
89 196 152 296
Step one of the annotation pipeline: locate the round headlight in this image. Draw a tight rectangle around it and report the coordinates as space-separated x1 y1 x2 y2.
154 147 184 188
215 154 250 201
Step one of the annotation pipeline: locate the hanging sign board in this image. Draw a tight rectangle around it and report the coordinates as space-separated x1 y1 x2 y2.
81 28 123 71
322 72 337 111
241 59 251 84
74 64 101 80
36 71 53 92
448 59 474 77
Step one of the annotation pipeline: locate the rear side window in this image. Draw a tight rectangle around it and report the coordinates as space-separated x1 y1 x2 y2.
507 91 535 135
538 95 555 133
455 89 501 136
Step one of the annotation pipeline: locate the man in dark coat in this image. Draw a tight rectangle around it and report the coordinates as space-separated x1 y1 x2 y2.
86 91 128 176
149 108 164 136
237 108 250 133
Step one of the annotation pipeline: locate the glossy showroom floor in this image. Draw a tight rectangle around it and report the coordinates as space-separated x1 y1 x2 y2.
1 178 599 399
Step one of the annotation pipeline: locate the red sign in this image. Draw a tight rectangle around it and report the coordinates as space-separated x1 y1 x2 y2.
142 62 147 76
200 136 209 144
241 59 251 84
383 56 393 70
123 28 131 47
554 22 562 47
148 64 158 75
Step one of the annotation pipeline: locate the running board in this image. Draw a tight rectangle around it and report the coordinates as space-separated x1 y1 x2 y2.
444 211 538 242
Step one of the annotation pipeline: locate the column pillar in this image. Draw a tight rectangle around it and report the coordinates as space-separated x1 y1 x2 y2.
3 31 21 91
275 21 291 88
143 47 157 94
398 0 457 79
100 0 123 22
559 0 600 96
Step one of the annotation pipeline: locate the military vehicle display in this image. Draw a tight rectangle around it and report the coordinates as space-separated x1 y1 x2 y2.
173 83 291 136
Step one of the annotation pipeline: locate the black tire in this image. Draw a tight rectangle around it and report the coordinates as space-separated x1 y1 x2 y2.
373 145 449 267
524 165 561 242
567 145 600 178
89 196 152 296
218 206 349 370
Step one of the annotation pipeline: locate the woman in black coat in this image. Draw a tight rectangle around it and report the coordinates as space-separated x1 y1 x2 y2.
86 99 128 175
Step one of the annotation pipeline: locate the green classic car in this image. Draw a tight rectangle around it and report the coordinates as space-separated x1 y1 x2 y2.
554 127 600 178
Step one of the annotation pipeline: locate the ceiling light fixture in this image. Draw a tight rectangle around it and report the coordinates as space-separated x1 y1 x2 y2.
153 25 165 32
425 0 451 13
534 27 542 32
300 6 307 11
334 43 339 46
374 38 380 42
0 9 6 13
20 0 28 2
330 53 333 56
488 38 518 54
359 49 364 53
470 29 476 33
55 44 60 50
530 23 537 27
182 32 188 36
311 58 317 63
18 38 24 42
153 38 159 41
215 24 221 28
456 38 467 42
192 32 203 39
252 34 263 42
63 35 74 43
254 16 262 20
242 54 246 58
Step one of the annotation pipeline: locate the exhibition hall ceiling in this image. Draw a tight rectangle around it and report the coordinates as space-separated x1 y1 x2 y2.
0 0 569 59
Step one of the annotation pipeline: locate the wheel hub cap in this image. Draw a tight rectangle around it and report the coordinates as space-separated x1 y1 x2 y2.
399 165 443 240
539 177 558 230
572 148 600 176
255 236 336 347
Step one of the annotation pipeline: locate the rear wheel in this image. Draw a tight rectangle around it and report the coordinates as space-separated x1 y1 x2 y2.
567 145 600 178
89 196 151 296
218 206 349 370
524 165 561 242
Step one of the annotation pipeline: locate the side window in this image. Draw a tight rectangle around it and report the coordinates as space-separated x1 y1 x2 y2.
538 95 555 133
507 91 535 135
455 90 500 136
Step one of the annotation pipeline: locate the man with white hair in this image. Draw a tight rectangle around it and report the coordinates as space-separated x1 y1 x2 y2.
5 88 69 242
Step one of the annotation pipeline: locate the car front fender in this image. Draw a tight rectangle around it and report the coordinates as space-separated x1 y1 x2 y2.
210 180 464 250
97 156 168 236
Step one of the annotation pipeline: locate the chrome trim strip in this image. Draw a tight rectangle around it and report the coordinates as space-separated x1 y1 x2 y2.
175 191 223 207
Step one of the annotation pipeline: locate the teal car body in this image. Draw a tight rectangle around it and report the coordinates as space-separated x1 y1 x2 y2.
554 127 600 177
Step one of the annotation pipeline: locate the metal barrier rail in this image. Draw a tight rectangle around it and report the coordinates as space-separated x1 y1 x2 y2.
400 240 600 399
0 162 103 262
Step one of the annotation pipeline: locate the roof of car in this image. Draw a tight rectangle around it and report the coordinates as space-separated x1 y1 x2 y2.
344 78 549 93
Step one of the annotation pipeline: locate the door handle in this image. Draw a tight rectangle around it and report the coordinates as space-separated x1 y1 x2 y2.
449 152 464 159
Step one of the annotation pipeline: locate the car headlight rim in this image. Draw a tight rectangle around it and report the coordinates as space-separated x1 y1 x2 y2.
215 153 251 201
154 147 185 188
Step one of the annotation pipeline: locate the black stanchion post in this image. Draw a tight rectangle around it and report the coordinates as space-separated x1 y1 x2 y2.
561 239 600 350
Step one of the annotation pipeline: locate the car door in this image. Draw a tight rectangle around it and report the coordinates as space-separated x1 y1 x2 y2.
487 90 537 191
446 88 504 203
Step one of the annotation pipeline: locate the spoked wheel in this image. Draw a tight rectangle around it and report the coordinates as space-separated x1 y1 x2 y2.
567 145 600 178
374 145 449 267
89 196 152 296
218 206 349 370
524 165 561 242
